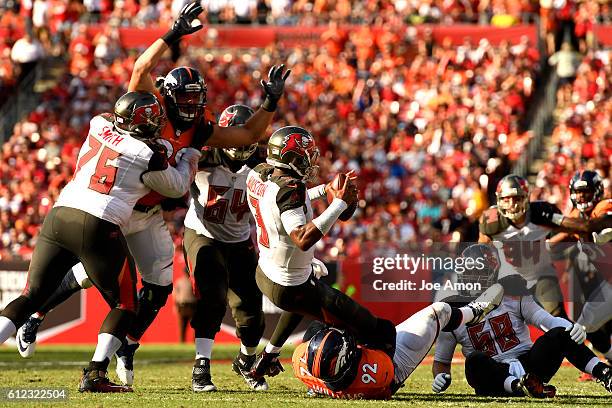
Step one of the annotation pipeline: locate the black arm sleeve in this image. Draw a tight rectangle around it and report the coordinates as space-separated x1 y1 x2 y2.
529 201 562 227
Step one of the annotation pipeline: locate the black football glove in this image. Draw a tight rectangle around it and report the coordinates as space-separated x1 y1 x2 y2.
261 64 291 112
162 1 204 45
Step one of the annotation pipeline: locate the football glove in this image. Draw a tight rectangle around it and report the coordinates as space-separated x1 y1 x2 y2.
162 1 204 45
432 373 451 393
261 64 291 112
567 323 587 344
312 258 328 279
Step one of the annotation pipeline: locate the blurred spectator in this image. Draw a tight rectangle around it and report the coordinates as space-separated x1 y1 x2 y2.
10 32 45 81
548 42 582 85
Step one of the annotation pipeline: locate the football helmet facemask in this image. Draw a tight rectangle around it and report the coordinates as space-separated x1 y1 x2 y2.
306 328 361 392
458 244 501 298
496 174 530 221
114 91 165 140
266 126 320 182
218 104 257 162
161 66 207 124
569 170 603 214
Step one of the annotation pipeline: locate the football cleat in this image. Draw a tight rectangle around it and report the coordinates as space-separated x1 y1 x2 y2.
232 353 269 391
115 342 139 386
16 316 43 358
596 365 612 392
192 358 217 392
465 283 504 325
250 351 284 379
517 373 556 398
78 368 133 393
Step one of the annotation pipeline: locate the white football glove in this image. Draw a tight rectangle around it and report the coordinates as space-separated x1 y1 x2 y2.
505 359 526 379
432 373 451 393
312 258 328 279
567 323 587 344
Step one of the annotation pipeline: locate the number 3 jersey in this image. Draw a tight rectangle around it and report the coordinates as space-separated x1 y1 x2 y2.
292 342 395 400
435 295 572 364
246 163 315 286
55 114 157 228
184 149 252 243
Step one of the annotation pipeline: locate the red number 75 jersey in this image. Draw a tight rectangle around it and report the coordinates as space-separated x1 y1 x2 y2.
292 342 395 400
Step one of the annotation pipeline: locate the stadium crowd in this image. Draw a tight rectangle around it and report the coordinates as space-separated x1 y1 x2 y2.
0 17 542 261
533 46 611 210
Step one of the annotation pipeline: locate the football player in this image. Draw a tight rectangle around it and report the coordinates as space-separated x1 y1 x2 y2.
479 174 610 318
245 126 398 380
432 244 612 397
292 282 505 399
0 91 202 392
15 2 291 387
182 104 266 392
549 170 612 380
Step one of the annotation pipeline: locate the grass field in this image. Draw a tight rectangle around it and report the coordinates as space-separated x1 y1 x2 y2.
0 344 609 407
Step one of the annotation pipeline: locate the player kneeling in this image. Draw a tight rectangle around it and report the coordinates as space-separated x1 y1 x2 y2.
291 282 505 399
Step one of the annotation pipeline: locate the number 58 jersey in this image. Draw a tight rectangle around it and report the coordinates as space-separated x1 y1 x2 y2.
55 114 156 228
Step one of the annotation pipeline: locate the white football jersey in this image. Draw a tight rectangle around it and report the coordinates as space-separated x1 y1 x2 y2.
55 114 154 228
246 164 314 286
184 150 252 243
434 295 571 364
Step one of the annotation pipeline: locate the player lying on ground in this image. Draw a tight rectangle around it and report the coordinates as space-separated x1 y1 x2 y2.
291 283 505 399
432 244 612 397
0 90 202 392
245 126 398 378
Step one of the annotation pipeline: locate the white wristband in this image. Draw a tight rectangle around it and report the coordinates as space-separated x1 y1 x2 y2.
552 213 564 226
312 198 348 235
307 184 327 201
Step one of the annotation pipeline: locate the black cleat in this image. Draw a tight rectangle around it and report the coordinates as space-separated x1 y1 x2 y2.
78 368 133 393
232 353 269 391
16 316 43 358
192 358 217 392
596 365 612 393
250 351 284 379
517 373 556 398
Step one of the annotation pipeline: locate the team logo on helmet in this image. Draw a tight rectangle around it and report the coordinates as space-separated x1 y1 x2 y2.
218 110 237 127
133 103 162 125
280 133 314 158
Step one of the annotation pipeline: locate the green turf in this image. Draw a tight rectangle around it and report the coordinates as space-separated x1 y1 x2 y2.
0 344 609 407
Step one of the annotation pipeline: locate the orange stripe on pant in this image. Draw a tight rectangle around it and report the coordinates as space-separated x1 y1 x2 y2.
117 259 136 312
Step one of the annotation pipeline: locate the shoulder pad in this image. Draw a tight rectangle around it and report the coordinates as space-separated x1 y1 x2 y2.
276 181 307 214
99 112 115 122
253 163 274 181
592 199 612 218
479 206 509 235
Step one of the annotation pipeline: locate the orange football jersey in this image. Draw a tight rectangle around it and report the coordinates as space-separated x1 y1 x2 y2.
292 342 395 400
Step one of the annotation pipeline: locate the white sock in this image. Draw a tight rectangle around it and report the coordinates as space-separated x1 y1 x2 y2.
504 376 518 393
459 306 475 325
126 336 138 346
265 343 282 354
240 344 257 356
0 316 17 343
92 333 123 362
195 337 214 359
585 356 601 375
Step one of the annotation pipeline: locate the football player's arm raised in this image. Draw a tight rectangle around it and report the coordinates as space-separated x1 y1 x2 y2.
534 203 612 233
128 1 203 93
141 142 200 198
280 178 357 251
206 65 291 148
